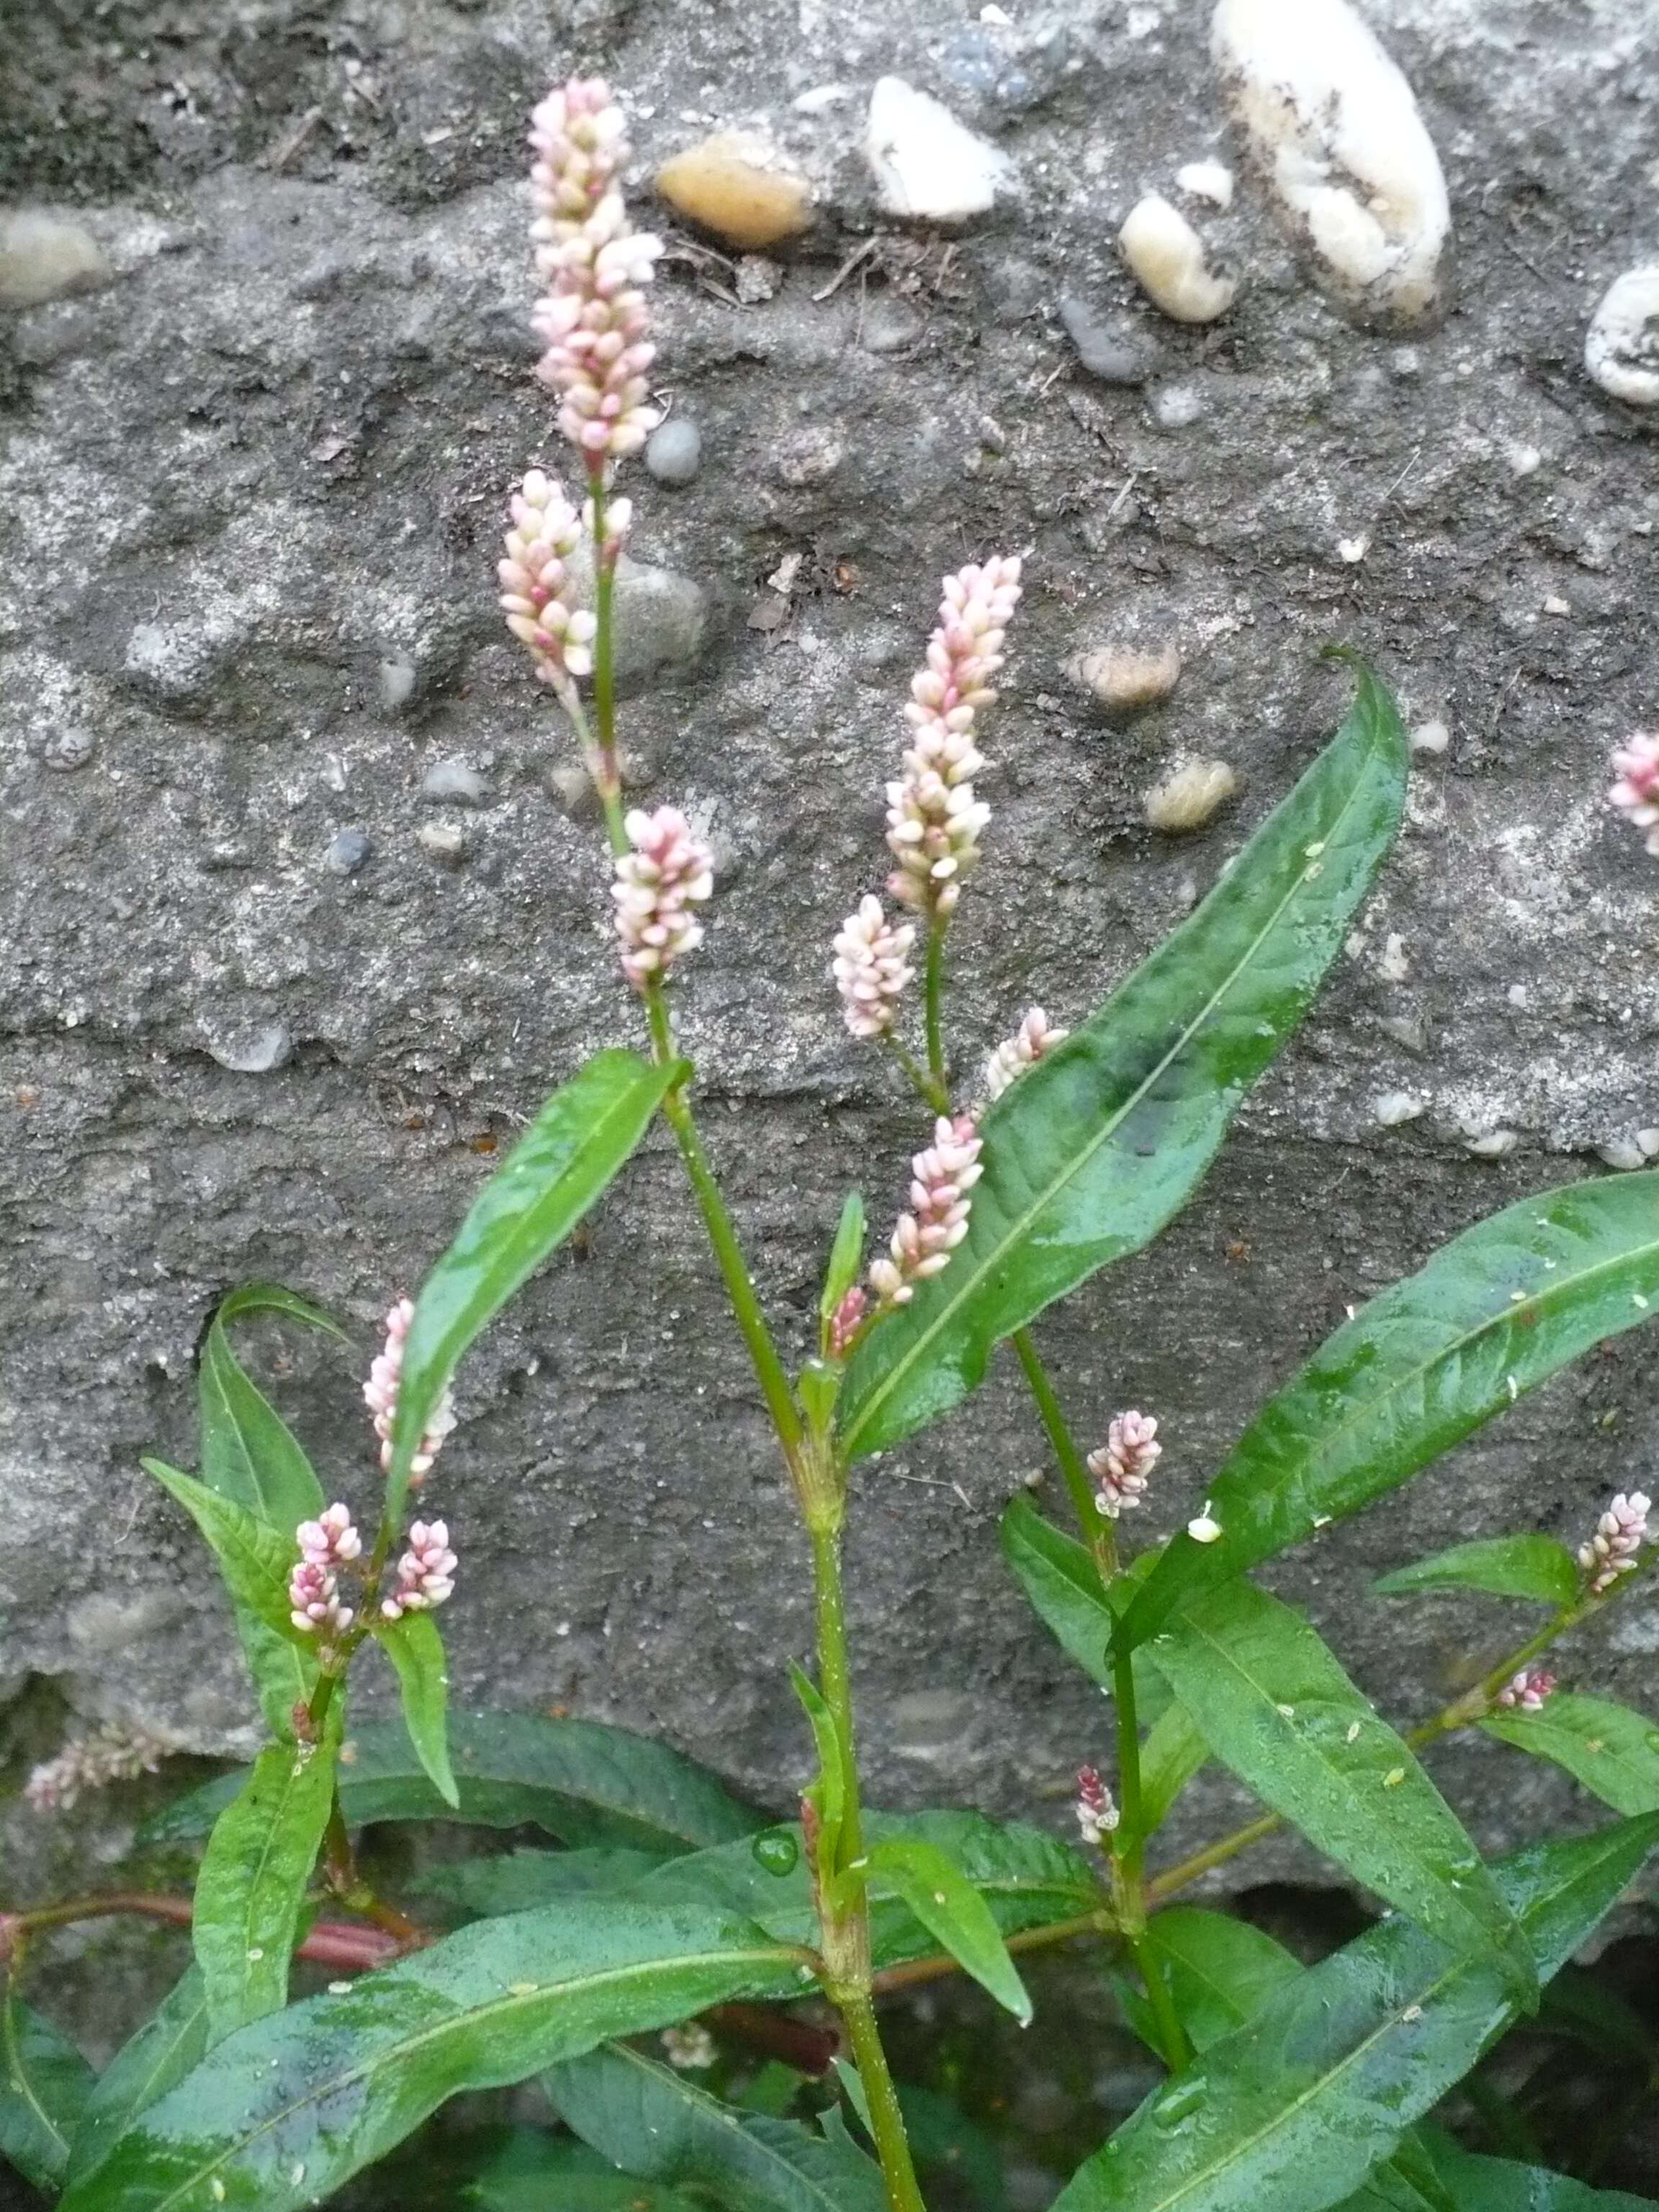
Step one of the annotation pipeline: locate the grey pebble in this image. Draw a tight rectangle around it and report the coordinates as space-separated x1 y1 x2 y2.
421 757 490 806
42 727 96 772
1150 380 1205 429
379 655 417 711
645 418 703 486
325 827 373 875
1059 296 1159 386
202 1020 292 1075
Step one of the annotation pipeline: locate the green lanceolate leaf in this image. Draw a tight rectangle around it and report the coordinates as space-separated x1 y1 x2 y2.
1421 2141 1659 2211
58 1900 813 2212
143 1460 309 1650
1141 1704 1210 1833
549 2041 889 2212
1 1992 94 2193
1147 1578 1534 2000
142 1711 765 1853
820 1192 867 1324
863 1833 1033 2023
387 1048 678 1524
469 2134 701 2209
1051 1816 1659 2212
63 1970 209 2191
411 1845 669 1916
1483 1691 1659 1815
839 662 1408 1460
376 1609 459 1808
1118 1173 1659 1655
1144 1908 1303 2051
1534 1961 1656 2068
198 1284 342 1530
998 1496 1174 1722
1374 1536 1581 1606
192 1704 343 2045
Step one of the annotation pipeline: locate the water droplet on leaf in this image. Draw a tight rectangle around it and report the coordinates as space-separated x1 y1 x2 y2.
1151 2075 1207 2128
752 1828 800 1875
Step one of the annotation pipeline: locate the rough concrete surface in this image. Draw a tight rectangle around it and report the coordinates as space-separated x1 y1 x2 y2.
2 0 1658 1933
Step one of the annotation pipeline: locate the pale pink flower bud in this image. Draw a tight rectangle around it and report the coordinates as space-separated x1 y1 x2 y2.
288 1556 354 1638
296 1502 362 1568
828 1285 867 1359
869 1115 984 1310
382 1519 459 1620
364 1297 457 1482
1578 1489 1651 1595
24 1723 173 1814
1087 1411 1160 1520
1496 1666 1557 1712
832 894 917 1039
1609 733 1659 856
612 805 715 990
1074 1763 1119 1846
500 470 598 685
984 1006 1068 1102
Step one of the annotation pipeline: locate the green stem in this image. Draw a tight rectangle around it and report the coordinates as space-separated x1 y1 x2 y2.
1130 1925 1192 2072
585 471 626 852
884 1035 948 1117
922 919 948 1094
1110 1645 1190 2069
842 1992 927 2212
1011 1328 1117 1575
810 1521 860 1858
561 684 628 858
1112 1645 1146 1871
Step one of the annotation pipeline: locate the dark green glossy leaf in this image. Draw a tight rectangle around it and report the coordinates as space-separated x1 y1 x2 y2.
193 1706 341 2044
1482 1691 1659 1815
1534 1961 1655 2067
1051 1816 1659 2212
549 2041 889 2212
1374 1537 1581 1606
1147 1578 1534 1999
410 1847 668 1917
864 1833 1033 2023
141 1711 766 1853
388 1049 677 1524
376 1609 459 1808
840 663 1408 1460
469 2134 700 2209
1145 1908 1303 2051
890 2083 1010 2212
1424 2139 1658 2212
1 1992 94 2193
63 1971 208 2192
58 1901 813 2212
1141 1704 1210 1834
1118 1174 1659 1655
999 1496 1173 1722
142 1460 307 1650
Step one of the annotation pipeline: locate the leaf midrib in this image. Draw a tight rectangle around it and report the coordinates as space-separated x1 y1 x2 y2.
844 721 1391 1455
204 1748 325 2035
137 1939 808 2212
4 1996 71 2169
590 2042 854 2209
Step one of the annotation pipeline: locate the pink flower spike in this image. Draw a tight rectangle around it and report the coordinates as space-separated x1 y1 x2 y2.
500 469 599 686
364 1298 457 1483
1496 1666 1557 1712
1087 1411 1160 1520
382 1519 459 1621
612 806 715 990
869 1115 984 1311
1609 732 1659 856
288 1557 354 1639
1074 1763 1119 1846
984 1005 1068 1102
1578 1488 1651 1595
832 894 916 1039
24 1723 173 1814
297 1502 363 1568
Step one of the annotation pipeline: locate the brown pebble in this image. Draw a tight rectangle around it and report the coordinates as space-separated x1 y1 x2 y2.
1064 642 1182 716
656 132 811 252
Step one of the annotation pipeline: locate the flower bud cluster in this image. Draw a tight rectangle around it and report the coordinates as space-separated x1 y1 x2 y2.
1609 733 1659 857
885 557 1022 918
612 806 716 990
1087 1411 1161 1520
499 471 598 686
984 1006 1068 1103
364 1298 457 1484
289 1503 363 1637
869 1115 984 1310
1496 1666 1557 1712
24 1723 173 1814
382 1520 458 1621
832 894 916 1039
529 77 663 464
1074 1763 1119 1847
1578 1489 1651 1596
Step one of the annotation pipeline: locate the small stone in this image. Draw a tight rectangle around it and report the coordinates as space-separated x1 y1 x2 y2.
1542 594 1571 618
655 132 811 252
1176 159 1234 209
42 727 96 773
1638 1129 1659 1159
0 210 112 310
325 828 372 876
645 418 703 486
421 758 489 807
1389 346 1422 379
1508 443 1542 477
860 294 925 353
1058 297 1156 385
1372 1091 1426 1128
1599 1136 1649 1173
1376 932 1410 982
1064 642 1182 715
202 1020 292 1075
734 255 781 303
567 549 707 686
1119 194 1236 323
1465 1129 1519 1159
1337 534 1370 564
418 821 467 865
1145 758 1236 831
1409 720 1449 755
864 76 1014 222
1150 381 1205 429
379 656 417 712
1585 266 1659 407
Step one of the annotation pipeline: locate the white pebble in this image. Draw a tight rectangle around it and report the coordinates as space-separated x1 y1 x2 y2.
1409 719 1449 755
1177 159 1234 209
1507 443 1542 477
1585 266 1659 407
1372 1091 1425 1128
1377 932 1409 983
863 77 1013 223
0 210 112 310
421 757 489 806
418 820 467 864
379 655 417 711
1542 594 1571 618
1465 1129 1519 1159
1337 534 1370 564
1118 194 1236 323
1145 759 1237 832
1639 1129 1659 1159
645 418 703 485
1210 0 1451 326
1598 1136 1648 1173
1151 381 1205 429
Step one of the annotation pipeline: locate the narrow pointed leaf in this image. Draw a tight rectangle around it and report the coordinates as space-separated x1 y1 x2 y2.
789 1661 850 1878
549 2041 889 2212
1051 1817 1659 2212
63 1970 208 2191
193 1706 342 2044
863 1834 1033 2022
1145 1908 1303 2051
999 1496 1173 1722
141 1711 765 1853
1141 1704 1210 1833
1374 1536 1581 1606
376 1609 459 1807
410 1847 669 1916
1147 1579 1534 2000
1118 1174 1659 1654
840 663 1408 1459
1 1993 94 2193
198 1284 343 1529
57 1901 813 2212
820 1192 867 1323
143 1460 309 1650
1421 2141 1659 2211
387 1048 678 1523
470 2134 701 2209
1482 1691 1659 1815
